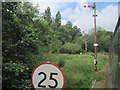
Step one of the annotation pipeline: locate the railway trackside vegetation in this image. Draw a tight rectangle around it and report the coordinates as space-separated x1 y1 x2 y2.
43 53 108 88
2 2 112 89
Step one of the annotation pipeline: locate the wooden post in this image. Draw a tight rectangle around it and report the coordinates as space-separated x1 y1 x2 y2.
92 2 98 71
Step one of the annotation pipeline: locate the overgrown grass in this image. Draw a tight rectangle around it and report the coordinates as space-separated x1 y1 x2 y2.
42 53 108 88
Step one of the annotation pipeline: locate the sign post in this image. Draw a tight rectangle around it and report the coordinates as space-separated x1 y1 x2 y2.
31 62 65 90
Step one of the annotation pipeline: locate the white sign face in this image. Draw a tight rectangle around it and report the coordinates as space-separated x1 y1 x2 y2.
31 62 65 90
93 43 98 46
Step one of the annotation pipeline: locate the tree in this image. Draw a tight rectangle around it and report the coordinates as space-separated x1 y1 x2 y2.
96 27 113 52
58 25 72 44
86 27 113 52
71 26 82 42
66 21 72 28
2 2 40 89
55 11 61 28
44 7 52 25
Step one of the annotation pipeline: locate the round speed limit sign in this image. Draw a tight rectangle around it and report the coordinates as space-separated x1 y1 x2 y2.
31 62 65 90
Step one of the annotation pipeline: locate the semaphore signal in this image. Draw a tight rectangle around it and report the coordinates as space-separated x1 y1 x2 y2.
84 5 93 8
84 2 98 71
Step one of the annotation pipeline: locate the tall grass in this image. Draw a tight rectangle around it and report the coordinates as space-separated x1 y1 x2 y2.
43 53 108 88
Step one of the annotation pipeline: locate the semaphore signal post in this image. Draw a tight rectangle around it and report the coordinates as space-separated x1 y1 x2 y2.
92 2 98 71
84 2 98 71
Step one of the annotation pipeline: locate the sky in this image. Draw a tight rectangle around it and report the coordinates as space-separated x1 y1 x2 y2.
28 0 119 33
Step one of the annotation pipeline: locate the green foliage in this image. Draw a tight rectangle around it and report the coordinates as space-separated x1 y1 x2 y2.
55 11 61 28
3 61 31 89
74 37 84 45
60 43 81 54
2 1 111 89
2 2 40 89
58 25 72 44
48 39 62 53
2 2 39 62
43 7 52 25
97 27 113 52
66 21 72 28
85 27 113 52
45 53 107 88
57 59 65 68
85 32 94 52
34 19 53 47
97 53 108 71
58 24 82 45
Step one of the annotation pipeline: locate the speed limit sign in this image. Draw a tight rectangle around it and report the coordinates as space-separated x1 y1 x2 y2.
31 62 65 90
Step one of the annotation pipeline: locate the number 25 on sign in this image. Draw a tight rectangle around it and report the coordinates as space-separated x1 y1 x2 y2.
31 62 65 90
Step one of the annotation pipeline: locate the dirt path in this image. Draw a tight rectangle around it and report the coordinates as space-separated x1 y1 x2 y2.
91 64 108 89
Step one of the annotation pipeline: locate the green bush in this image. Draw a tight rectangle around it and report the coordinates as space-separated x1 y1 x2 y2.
57 59 65 68
60 43 81 54
2 61 31 89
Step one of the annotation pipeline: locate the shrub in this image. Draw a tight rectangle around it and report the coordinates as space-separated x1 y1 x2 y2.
2 61 31 89
57 59 65 68
60 43 81 54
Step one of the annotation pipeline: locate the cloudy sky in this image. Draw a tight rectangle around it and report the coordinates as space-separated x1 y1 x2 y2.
28 0 119 33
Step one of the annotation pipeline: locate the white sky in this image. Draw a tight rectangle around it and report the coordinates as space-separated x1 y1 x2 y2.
28 0 119 33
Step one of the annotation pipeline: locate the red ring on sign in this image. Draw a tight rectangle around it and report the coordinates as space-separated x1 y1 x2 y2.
31 61 65 90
